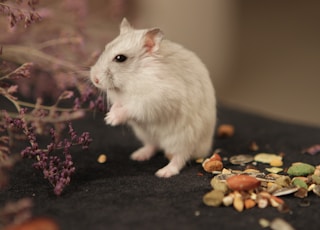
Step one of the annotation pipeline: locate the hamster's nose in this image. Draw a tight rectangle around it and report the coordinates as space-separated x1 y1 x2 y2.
93 77 99 84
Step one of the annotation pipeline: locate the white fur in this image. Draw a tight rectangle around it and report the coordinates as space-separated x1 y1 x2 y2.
90 18 216 178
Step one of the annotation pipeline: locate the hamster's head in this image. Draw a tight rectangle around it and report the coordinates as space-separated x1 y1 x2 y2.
90 18 164 92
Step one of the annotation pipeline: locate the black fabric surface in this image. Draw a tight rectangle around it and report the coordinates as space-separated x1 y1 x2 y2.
1 106 320 230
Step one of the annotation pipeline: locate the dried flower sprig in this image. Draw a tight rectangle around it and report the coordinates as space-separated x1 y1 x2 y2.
0 198 33 227
0 0 41 28
4 110 92 195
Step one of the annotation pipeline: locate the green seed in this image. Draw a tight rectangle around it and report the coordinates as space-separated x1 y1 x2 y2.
287 163 315 176
292 178 308 189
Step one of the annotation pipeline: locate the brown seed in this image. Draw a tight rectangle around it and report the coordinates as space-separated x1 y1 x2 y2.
294 187 308 198
217 124 234 138
226 175 260 191
202 159 223 173
209 152 222 161
244 198 256 209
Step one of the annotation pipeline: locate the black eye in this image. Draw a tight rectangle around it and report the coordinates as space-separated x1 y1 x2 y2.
114 54 127 63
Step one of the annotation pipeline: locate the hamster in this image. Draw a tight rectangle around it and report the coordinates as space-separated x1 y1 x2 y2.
90 18 216 178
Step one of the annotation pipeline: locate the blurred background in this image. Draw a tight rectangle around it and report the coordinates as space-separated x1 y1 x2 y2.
1 0 320 126
133 0 320 127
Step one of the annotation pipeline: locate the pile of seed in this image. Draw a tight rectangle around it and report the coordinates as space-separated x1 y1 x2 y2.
202 152 320 212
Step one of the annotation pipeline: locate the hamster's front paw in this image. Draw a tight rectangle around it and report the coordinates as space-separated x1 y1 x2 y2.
104 107 128 126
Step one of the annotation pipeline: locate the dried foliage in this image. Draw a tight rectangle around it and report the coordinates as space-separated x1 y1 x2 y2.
0 1 133 227
0 0 112 198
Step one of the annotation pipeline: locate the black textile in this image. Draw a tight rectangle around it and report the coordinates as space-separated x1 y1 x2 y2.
1 106 320 230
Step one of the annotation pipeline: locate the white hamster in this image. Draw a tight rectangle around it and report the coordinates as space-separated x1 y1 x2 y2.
90 18 216 178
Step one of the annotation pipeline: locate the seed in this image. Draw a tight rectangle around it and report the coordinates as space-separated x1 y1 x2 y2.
272 186 299 197
312 184 320 196
294 188 308 198
266 167 283 174
97 154 107 163
209 152 222 161
254 153 282 164
275 176 291 187
210 177 228 193
230 154 254 165
270 218 295 230
259 218 270 228
257 197 268 209
269 195 284 207
222 194 234 206
202 159 223 172
287 162 315 176
217 124 234 138
292 178 308 189
244 198 256 209
226 175 260 191
270 158 283 167
311 174 320 184
203 190 225 207
233 191 244 212
267 183 281 194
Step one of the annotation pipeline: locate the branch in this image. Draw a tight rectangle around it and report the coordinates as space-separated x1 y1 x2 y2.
1 45 87 78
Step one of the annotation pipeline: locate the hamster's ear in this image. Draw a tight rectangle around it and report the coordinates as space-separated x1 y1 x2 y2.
144 28 164 53
120 18 133 34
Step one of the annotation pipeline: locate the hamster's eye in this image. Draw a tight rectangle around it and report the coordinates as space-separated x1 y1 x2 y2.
113 54 127 63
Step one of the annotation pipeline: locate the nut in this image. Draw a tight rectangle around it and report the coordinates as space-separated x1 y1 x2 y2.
202 159 223 173
226 175 260 191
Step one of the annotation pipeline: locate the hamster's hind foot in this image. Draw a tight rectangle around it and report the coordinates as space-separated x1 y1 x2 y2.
130 145 156 161
155 154 186 178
